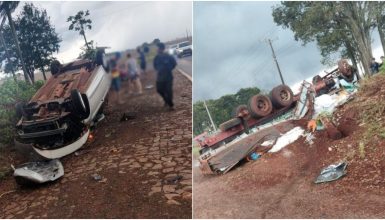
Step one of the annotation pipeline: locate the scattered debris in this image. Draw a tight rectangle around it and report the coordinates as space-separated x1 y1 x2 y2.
91 173 102 181
13 159 64 185
315 161 347 184
247 152 261 161
120 112 137 122
164 175 183 184
304 132 315 145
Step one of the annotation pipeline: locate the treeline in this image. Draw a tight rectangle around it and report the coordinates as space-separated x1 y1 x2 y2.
193 87 260 136
272 2 385 76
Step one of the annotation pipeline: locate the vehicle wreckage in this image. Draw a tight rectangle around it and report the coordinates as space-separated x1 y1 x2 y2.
196 59 358 175
13 50 111 184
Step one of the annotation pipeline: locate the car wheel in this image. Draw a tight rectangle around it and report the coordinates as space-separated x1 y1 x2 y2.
15 102 26 119
269 85 294 109
248 94 273 118
71 89 89 119
219 118 242 132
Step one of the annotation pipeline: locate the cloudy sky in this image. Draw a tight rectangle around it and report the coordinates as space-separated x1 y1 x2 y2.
14 1 192 63
193 1 383 102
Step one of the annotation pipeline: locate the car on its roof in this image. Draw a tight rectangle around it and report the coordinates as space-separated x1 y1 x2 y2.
15 50 111 159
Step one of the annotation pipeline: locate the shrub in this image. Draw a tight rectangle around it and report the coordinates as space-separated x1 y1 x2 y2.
0 78 44 147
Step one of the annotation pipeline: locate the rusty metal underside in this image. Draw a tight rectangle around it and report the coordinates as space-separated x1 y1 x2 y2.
199 82 316 175
200 121 296 174
30 60 95 103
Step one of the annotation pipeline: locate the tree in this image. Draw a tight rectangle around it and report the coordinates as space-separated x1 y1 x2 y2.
16 3 61 81
152 38 160 45
0 17 16 81
67 10 92 50
0 1 30 83
272 1 379 76
0 3 61 82
79 40 96 59
193 86 261 136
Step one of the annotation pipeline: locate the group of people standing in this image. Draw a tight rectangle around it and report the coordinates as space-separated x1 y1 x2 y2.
108 42 177 110
110 49 145 104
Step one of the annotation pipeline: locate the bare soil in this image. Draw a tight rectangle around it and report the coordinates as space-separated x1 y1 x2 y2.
0 69 192 219
194 74 385 219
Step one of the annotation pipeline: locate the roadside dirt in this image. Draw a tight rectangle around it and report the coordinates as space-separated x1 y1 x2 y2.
0 68 192 219
194 74 385 219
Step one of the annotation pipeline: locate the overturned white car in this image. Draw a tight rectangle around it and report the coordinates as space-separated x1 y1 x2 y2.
15 56 111 160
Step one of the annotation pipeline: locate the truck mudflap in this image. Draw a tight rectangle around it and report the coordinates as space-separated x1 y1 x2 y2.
13 159 64 185
199 82 316 174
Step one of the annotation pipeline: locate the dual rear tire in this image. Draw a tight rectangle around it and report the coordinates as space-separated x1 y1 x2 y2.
247 84 293 118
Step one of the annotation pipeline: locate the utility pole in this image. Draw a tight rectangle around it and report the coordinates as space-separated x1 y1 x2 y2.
268 39 285 85
203 100 217 132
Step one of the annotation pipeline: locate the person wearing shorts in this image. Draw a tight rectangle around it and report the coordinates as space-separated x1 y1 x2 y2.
126 53 143 94
110 54 124 104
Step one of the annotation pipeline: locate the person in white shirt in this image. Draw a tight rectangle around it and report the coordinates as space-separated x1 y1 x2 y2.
126 53 143 94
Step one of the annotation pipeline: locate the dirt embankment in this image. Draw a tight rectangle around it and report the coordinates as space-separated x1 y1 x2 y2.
0 69 192 219
194 73 385 219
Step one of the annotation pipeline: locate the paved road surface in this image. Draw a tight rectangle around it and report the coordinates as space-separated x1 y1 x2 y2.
177 56 192 77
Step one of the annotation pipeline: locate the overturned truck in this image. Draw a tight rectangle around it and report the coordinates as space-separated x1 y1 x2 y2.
196 59 358 175
197 82 316 174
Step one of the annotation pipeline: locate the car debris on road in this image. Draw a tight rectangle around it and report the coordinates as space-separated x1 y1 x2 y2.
13 159 64 185
315 161 348 184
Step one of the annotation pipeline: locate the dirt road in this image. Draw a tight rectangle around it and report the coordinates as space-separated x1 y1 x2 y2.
0 69 192 218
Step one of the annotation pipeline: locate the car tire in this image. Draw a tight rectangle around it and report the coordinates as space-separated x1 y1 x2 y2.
233 104 250 120
15 102 26 119
71 89 89 119
219 118 242 132
269 85 294 109
248 94 273 118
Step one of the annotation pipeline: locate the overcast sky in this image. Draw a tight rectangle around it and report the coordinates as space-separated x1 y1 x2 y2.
14 1 192 63
193 1 383 102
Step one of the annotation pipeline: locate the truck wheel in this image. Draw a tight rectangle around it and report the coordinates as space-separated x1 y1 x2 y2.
270 85 293 109
248 94 273 118
219 118 242 131
71 90 89 119
233 104 250 120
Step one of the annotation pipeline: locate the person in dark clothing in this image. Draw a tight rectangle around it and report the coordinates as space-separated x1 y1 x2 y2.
153 42 177 110
137 47 147 74
370 57 379 74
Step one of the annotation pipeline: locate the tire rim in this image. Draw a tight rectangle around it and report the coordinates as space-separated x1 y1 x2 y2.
279 90 291 101
257 99 268 111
